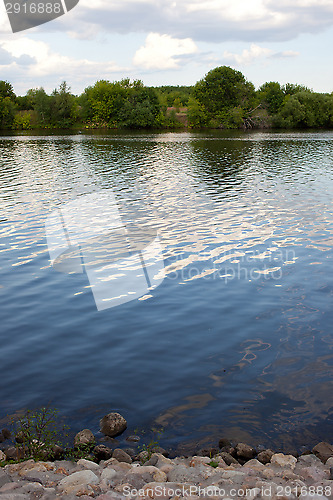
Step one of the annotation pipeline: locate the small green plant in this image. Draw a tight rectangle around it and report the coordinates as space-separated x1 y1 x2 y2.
11 407 68 461
138 427 164 463
208 460 219 468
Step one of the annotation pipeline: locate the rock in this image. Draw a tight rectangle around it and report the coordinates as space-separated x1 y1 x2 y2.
0 450 6 462
330 466 333 480
93 444 113 461
137 450 149 463
124 465 167 489
218 438 231 449
122 447 136 458
58 469 99 493
257 449 274 464
77 458 100 470
100 413 127 438
126 435 140 442
326 457 333 467
0 494 30 499
1 429 11 441
236 443 257 460
100 467 117 483
112 448 132 464
4 446 25 461
312 441 333 463
243 458 265 470
219 444 237 457
0 469 12 488
74 429 95 449
218 452 239 465
297 454 323 467
197 447 218 458
15 431 25 444
50 444 64 460
271 453 297 470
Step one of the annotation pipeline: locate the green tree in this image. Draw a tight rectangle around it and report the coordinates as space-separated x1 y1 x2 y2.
187 96 208 128
0 80 15 100
0 96 16 129
193 66 255 116
283 83 312 96
81 79 160 128
257 81 285 114
52 81 78 128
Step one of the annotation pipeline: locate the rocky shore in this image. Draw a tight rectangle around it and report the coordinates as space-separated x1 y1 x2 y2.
0 413 332 499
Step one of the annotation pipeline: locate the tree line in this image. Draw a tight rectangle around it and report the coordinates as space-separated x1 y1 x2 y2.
1 67 333 130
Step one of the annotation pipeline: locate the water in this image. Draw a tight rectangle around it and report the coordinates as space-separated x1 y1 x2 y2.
0 129 332 453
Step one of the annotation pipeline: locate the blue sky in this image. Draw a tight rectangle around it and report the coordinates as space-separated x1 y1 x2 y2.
1 0 333 96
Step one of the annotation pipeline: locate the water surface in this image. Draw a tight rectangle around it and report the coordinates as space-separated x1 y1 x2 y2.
0 129 332 452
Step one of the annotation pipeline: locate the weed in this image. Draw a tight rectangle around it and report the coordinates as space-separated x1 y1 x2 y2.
11 407 68 461
138 427 164 463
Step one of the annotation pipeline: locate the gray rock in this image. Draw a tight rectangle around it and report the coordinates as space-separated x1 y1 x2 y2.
0 450 6 462
312 441 333 463
77 458 100 471
297 454 323 467
330 466 333 480
236 442 257 460
93 444 113 461
271 453 297 470
218 451 239 465
0 469 12 488
122 447 136 458
100 413 127 438
58 469 99 491
124 465 167 489
257 449 274 464
112 448 132 464
4 446 25 461
100 468 118 482
74 429 95 449
0 495 30 499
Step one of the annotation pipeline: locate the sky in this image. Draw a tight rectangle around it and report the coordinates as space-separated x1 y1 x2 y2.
0 0 333 96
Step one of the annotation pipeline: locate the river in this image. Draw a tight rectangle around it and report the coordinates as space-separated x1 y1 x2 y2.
0 129 332 453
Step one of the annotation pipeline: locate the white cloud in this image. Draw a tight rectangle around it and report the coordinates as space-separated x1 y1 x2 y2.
270 50 299 58
0 36 128 94
61 0 333 43
223 44 272 65
1 36 126 77
133 33 198 69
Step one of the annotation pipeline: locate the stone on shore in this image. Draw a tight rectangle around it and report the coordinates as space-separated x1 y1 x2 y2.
312 441 333 463
100 413 127 438
112 449 132 464
271 453 297 470
257 449 274 464
235 442 257 460
58 469 99 495
93 444 113 461
74 429 95 448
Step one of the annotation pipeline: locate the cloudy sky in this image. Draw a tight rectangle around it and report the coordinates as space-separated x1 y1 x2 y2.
0 0 333 96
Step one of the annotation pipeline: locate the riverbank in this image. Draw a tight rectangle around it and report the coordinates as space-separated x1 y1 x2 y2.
0 448 332 499
1 412 333 499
